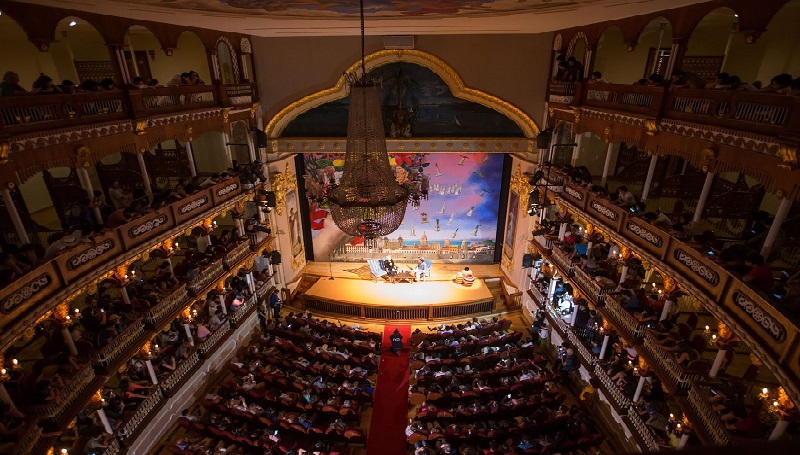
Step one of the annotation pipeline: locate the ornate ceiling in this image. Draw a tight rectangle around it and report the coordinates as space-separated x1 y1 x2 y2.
18 0 713 36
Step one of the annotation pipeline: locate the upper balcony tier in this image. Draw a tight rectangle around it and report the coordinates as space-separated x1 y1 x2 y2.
0 83 258 139
547 82 800 197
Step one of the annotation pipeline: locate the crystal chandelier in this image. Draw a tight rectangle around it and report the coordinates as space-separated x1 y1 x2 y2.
327 0 409 247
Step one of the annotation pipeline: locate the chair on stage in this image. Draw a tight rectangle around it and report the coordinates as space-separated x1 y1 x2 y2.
367 259 387 282
421 259 432 281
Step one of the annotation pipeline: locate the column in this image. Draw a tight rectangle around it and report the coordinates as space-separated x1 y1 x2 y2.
108 44 131 85
600 143 615 187
640 155 659 202
245 128 257 163
650 23 667 75
184 141 198 177
62 325 79 356
221 131 234 168
599 335 611 360
145 359 159 385
126 35 140 78
120 286 132 306
664 39 687 79
570 306 579 326
548 277 559 301
0 382 16 410
677 433 690 449
719 22 737 72
183 323 195 346
136 152 153 198
632 375 647 401
709 349 727 378
619 265 629 284
1 189 31 244
761 198 792 259
571 133 584 166
77 167 103 224
770 420 790 441
660 299 674 321
97 406 114 434
558 222 568 241
693 172 716 223
219 294 228 315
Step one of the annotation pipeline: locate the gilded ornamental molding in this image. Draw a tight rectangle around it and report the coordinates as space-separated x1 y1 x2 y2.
269 164 297 217
265 49 539 139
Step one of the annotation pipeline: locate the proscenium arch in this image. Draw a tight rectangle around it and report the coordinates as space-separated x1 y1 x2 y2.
265 49 539 139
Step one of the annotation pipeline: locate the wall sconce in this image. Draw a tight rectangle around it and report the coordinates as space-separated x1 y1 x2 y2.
148 50 156 61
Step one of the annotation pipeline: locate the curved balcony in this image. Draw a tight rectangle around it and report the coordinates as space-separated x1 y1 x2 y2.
549 175 800 404
0 176 247 352
0 83 258 138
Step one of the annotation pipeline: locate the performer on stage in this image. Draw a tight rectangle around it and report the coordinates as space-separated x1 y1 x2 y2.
381 255 398 283
413 257 428 282
390 328 403 355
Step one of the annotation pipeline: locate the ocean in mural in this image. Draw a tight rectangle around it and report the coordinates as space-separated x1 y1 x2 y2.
305 152 505 264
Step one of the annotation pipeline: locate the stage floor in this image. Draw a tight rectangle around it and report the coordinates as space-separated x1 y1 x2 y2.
304 277 493 307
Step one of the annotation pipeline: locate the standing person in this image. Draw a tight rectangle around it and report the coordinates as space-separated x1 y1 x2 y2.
412 257 428 282
381 255 398 283
269 289 282 320
257 299 269 331
108 181 133 209
390 329 403 356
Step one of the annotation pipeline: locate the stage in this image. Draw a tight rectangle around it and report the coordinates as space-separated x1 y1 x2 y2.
301 277 496 321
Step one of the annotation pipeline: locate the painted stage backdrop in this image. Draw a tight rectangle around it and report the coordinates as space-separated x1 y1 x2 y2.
282 62 524 138
305 153 505 264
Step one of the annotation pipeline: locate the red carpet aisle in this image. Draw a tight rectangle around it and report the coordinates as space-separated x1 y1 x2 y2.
366 325 411 455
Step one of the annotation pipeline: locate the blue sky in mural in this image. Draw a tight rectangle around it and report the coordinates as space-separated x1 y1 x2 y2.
282 62 523 138
304 152 505 262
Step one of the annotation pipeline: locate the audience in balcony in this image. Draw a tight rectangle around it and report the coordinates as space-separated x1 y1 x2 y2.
1 71 27 96
586 71 608 85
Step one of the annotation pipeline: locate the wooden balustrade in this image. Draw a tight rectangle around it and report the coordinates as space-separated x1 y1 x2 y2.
29 365 95 419
143 285 189 327
100 438 122 455
0 91 128 135
687 388 731 446
198 320 232 357
304 296 494 322
604 295 646 338
224 240 252 270
550 243 574 275
583 83 664 116
161 352 200 393
528 287 545 307
641 333 691 388
222 82 258 106
188 259 225 295
626 407 661 451
665 88 800 137
94 319 146 368
12 422 44 455
117 388 165 440
593 363 631 410
0 177 246 351
571 265 611 303
128 85 217 117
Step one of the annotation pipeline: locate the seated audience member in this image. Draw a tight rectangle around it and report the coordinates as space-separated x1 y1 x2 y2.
108 181 133 209
614 186 636 209
743 254 773 293
106 207 137 229
586 71 608 84
390 328 404 355
32 73 62 94
1 71 27 96
762 73 793 94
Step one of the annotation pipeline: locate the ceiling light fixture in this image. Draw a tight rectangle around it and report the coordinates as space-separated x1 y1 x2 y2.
69 20 77 27
325 0 408 248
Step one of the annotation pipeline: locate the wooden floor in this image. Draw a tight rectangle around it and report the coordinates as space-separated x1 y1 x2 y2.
303 261 505 282
305 277 493 307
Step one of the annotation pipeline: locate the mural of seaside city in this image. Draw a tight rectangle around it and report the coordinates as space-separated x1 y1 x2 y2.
304 152 504 264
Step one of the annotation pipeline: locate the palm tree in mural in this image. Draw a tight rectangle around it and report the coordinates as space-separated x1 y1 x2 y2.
383 65 419 138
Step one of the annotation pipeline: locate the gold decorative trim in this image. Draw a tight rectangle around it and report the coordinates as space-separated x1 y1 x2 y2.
510 165 533 218
222 108 231 124
250 103 260 120
265 49 539 138
134 120 147 135
778 144 797 169
270 163 298 217
0 142 10 164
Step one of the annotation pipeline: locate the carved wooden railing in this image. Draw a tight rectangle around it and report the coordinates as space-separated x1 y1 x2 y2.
28 365 95 419
229 294 257 326
594 362 631 410
224 240 252 270
304 297 494 322
550 243 574 276
572 265 611 303
117 388 164 440
100 437 122 455
128 85 217 117
12 422 44 455
642 332 692 388
665 88 800 137
547 82 583 105
0 177 245 353
687 388 731 446
221 82 258 106
161 352 201 393
94 319 145 368
188 259 225 295
583 83 664 116
604 295 646 338
0 90 128 135
627 407 661 451
198 320 233 357
142 285 189 327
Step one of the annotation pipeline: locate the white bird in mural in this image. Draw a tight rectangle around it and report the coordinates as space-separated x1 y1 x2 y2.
466 206 475 217
438 202 446 214
447 213 454 225
451 228 459 238
471 225 481 237
435 163 444 177
458 155 469 165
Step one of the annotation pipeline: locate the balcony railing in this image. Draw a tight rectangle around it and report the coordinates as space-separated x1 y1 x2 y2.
0 83 259 137
224 240 253 270
188 259 225 295
627 407 661 451
94 319 146 368
604 295 646 338
29 365 95 419
642 332 692 388
0 176 246 353
583 83 664 116
687 388 731 446
117 388 165 440
549 179 800 404
198 320 233 357
142 285 189 327
161 352 201 393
